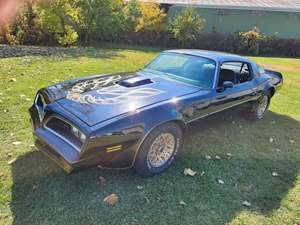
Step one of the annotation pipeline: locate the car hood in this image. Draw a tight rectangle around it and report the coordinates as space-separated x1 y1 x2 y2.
51 71 200 126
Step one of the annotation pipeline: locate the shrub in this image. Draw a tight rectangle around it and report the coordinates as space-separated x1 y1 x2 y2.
168 7 205 47
238 27 261 55
0 24 18 45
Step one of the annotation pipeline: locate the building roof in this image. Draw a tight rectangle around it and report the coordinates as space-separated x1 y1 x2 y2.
141 0 300 13
164 49 250 62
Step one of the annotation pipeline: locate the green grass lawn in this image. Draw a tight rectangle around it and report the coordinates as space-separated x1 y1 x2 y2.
0 44 299 225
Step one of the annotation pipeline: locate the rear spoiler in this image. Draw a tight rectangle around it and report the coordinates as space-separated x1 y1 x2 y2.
265 69 283 87
265 69 283 80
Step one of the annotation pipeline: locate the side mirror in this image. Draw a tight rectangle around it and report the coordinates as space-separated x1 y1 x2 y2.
217 81 234 92
223 81 234 89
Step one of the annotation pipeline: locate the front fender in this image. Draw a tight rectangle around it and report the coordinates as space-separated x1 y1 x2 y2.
84 100 185 168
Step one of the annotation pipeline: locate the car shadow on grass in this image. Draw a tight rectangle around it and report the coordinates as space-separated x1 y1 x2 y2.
10 110 300 225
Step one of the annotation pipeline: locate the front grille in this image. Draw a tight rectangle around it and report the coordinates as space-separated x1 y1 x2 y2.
44 117 83 151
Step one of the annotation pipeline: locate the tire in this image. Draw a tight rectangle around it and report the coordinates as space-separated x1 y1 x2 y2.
134 122 183 177
246 92 271 120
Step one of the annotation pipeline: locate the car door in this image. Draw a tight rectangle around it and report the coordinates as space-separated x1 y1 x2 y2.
210 61 259 113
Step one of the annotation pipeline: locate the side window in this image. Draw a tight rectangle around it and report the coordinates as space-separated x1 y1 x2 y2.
218 61 252 86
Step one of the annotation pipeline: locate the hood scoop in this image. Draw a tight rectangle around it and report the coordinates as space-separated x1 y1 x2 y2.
118 76 153 88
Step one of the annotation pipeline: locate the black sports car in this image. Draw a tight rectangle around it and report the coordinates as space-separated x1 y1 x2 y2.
29 50 283 176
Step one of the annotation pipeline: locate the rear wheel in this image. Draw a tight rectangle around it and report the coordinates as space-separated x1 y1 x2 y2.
134 122 183 177
246 92 271 120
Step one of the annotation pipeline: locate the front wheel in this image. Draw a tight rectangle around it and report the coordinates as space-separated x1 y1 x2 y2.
246 93 271 120
134 122 183 177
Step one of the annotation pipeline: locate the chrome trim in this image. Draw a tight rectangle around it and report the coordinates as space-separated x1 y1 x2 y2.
35 93 46 122
44 116 82 152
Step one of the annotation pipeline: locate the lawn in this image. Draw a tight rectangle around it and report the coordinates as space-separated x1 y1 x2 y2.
0 44 299 225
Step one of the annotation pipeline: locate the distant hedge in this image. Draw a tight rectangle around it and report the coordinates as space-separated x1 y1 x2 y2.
0 0 299 57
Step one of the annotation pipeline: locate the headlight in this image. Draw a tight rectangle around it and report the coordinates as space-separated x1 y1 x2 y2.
79 132 86 143
71 126 79 137
71 126 86 143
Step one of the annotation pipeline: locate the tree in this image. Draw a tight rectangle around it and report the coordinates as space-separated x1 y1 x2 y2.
168 7 205 47
76 0 125 42
37 0 80 46
134 2 166 33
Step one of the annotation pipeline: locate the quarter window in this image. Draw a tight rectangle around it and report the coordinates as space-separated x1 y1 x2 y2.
218 61 252 86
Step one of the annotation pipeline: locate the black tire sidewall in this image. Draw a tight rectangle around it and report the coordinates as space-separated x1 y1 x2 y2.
134 123 183 176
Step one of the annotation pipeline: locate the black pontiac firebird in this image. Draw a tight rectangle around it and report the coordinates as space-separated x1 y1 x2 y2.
29 50 283 176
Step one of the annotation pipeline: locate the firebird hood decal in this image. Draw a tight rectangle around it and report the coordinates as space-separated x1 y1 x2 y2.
67 86 164 105
55 72 200 126
69 75 123 94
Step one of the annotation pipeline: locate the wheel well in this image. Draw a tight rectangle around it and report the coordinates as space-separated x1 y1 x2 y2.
132 119 187 167
149 120 187 135
268 87 275 97
170 120 187 134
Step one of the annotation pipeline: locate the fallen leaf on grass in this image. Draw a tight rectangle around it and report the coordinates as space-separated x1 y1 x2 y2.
12 141 22 146
8 158 17 165
215 155 221 160
242 201 251 207
205 155 212 160
10 78 17 82
275 148 281 152
272 172 278 177
217 179 225 184
200 171 205 176
184 168 197 177
179 200 187 206
269 137 274 143
103 194 119 205
98 176 107 184
226 153 232 157
137 185 143 190
289 139 295 144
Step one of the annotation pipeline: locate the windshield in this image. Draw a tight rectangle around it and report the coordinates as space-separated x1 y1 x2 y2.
143 53 216 88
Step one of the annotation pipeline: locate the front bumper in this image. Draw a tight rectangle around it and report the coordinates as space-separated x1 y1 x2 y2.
33 127 140 173
29 95 142 173
34 128 79 173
